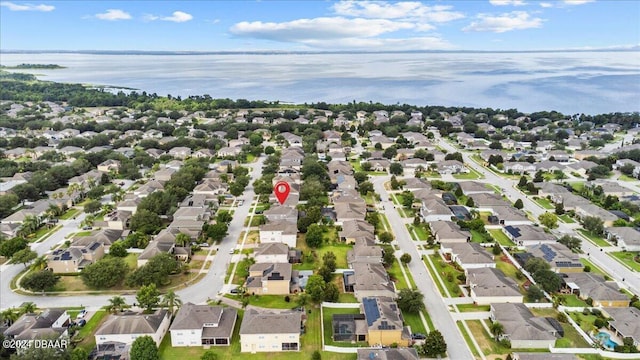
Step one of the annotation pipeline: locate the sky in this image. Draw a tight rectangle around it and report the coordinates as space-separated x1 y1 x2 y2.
0 0 639 52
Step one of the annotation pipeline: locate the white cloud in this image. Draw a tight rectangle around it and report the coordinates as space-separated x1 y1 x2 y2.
489 0 527 6
0 1 54 11
230 17 415 41
332 1 464 22
563 0 595 4
539 2 553 8
463 11 543 33
161 11 193 23
95 9 131 21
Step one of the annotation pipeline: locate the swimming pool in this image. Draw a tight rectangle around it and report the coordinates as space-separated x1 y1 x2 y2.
596 331 619 349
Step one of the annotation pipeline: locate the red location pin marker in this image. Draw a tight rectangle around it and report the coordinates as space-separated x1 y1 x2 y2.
274 181 291 205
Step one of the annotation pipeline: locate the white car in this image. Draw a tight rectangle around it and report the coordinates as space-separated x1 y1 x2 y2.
76 310 87 319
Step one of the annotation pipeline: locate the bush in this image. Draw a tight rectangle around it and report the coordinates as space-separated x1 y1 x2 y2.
594 318 608 329
583 265 591 272
585 297 594 306
557 312 568 323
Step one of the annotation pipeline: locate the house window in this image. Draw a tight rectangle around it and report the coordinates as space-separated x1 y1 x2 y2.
258 336 264 339
282 342 298 351
215 338 228 345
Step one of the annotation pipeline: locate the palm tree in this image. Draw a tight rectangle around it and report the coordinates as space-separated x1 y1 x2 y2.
46 204 62 220
18 215 41 238
30 256 48 271
161 290 182 315
20 302 37 315
490 321 504 339
1 308 19 326
108 296 127 314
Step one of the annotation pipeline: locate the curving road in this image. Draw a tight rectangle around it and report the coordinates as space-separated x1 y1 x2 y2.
0 156 265 310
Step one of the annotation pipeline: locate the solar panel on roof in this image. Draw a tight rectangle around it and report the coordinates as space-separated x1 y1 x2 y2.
362 298 381 327
504 226 521 238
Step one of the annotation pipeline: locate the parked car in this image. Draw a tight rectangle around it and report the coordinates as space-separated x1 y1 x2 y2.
230 288 239 294
76 310 87 319
411 333 426 340
81 226 92 230
77 319 86 327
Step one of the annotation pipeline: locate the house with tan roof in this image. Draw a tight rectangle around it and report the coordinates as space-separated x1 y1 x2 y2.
95 309 170 348
429 221 471 243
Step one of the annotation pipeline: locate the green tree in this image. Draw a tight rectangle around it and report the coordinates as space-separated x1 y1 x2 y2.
109 240 128 257
358 181 374 196
533 170 544 183
322 252 337 272
81 257 127 288
323 282 340 302
71 347 89 360
0 237 28 258
538 212 558 229
305 275 326 303
524 257 551 274
514 198 524 209
400 253 412 264
582 216 605 236
311 350 322 360
389 162 403 175
422 330 447 357
518 175 528 188
397 288 425 314
555 202 565 215
175 233 190 247
206 222 229 242
161 290 182 314
130 335 159 360
490 321 504 338
83 199 102 214
558 234 581 251
465 197 475 207
108 295 127 314
533 270 562 293
11 248 37 268
137 283 160 312
492 244 502 255
379 231 394 244
305 224 323 248
130 209 162 234
20 302 37 314
21 270 59 292
216 211 233 224
127 253 180 287
401 191 415 208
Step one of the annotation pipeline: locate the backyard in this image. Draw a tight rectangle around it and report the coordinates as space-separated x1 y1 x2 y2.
488 229 514 246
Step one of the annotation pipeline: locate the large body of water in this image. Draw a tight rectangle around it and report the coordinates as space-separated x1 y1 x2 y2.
1 51 639 114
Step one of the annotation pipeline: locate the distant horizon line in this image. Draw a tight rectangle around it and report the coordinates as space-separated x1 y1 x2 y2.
1 48 639 55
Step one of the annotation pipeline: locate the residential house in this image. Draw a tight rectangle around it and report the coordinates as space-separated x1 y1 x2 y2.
601 307 640 348
361 297 411 347
503 225 556 246
281 132 303 147
217 147 242 158
347 240 383 266
346 263 396 301
440 242 495 270
605 227 640 251
527 243 583 273
259 220 298 248
437 160 468 174
429 221 470 243
563 273 630 307
246 263 292 295
574 203 618 227
46 241 104 273
73 228 124 251
458 181 494 195
263 206 298 223
97 159 121 173
3 309 70 341
95 309 170 348
239 310 302 353
504 162 537 174
170 303 237 347
253 243 290 263
116 197 141 215
403 178 431 192
335 202 367 223
467 268 523 305
420 197 454 222
339 219 375 244
614 159 640 178
356 348 419 360
511 353 578 360
490 303 559 349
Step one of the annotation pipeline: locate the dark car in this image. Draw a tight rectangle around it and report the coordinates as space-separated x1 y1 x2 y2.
411 333 426 340
77 319 87 327
230 288 239 294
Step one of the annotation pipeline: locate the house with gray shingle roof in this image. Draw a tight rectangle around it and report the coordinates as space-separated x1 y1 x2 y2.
467 267 523 305
239 309 302 353
490 303 559 349
170 303 237 347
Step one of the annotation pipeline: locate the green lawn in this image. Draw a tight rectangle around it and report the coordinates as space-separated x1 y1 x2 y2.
579 258 607 276
495 256 526 289
467 319 511 355
403 311 427 334
618 174 638 182
488 229 515 246
378 213 392 233
609 251 640 272
423 256 448 297
402 263 417 289
322 306 367 347
456 304 491 312
74 310 108 352
556 294 588 307
232 258 254 284
452 168 483 180
558 214 575 223
569 311 599 333
406 224 429 241
387 258 409 290
533 197 554 209
578 230 610 247
470 229 490 243
555 320 591 348
60 208 81 220
392 193 405 206
316 243 351 269
225 294 299 309
457 321 482 358
427 254 463 297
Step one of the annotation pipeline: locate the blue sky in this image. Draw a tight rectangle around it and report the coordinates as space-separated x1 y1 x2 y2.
1 0 638 51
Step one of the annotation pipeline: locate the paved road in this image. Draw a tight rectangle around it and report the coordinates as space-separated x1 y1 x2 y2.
372 176 475 360
0 157 265 310
435 135 640 296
